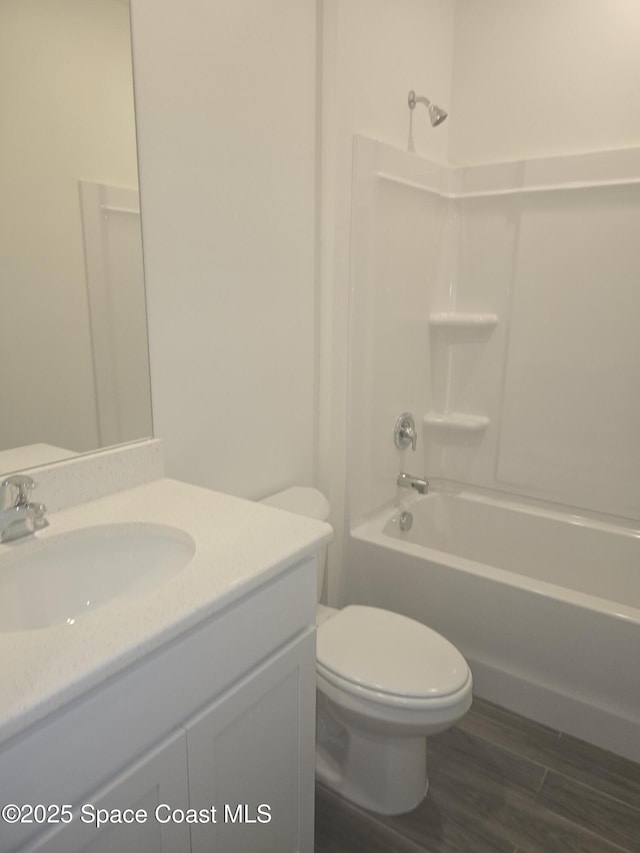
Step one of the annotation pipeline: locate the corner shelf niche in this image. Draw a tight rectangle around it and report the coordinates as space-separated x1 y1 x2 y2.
426 310 497 443
429 312 499 330
424 413 490 433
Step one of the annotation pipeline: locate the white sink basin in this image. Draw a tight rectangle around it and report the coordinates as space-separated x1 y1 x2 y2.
0 523 195 631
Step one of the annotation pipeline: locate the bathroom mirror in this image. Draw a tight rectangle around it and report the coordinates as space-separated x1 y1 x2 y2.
0 0 152 474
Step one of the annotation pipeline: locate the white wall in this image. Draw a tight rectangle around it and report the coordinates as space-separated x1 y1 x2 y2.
0 0 138 454
129 0 456 570
130 0 319 499
450 0 640 164
443 0 640 520
347 142 640 526
347 140 446 524
129 0 455 589
125 0 640 596
319 0 456 602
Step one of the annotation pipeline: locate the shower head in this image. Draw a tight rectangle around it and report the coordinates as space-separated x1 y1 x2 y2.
428 103 448 127
408 90 448 127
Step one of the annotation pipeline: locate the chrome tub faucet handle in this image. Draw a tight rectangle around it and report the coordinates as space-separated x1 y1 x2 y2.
394 412 418 451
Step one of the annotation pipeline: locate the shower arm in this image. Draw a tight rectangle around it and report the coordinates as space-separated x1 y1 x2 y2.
408 91 431 110
407 89 447 151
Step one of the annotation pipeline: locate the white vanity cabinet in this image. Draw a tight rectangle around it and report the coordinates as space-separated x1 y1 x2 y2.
0 558 317 853
187 633 316 853
21 730 191 853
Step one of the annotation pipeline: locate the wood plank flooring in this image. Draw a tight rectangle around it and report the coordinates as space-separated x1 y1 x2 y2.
315 698 640 853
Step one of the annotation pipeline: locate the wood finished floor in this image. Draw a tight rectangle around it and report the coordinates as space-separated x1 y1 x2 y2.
314 698 640 853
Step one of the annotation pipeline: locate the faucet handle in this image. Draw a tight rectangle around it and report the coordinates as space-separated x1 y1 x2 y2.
394 412 417 451
1 475 36 509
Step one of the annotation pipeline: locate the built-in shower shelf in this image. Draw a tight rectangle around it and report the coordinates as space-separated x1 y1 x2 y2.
429 312 499 329
424 413 490 433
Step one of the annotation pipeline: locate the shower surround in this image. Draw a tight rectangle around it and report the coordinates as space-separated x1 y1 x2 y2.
345 136 640 758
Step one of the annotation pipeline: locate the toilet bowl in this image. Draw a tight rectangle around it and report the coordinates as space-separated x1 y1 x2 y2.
260 487 473 815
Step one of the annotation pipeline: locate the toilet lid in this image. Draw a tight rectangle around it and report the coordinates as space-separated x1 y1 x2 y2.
317 606 469 699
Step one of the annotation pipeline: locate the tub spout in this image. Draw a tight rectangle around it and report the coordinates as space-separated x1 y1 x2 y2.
397 473 429 495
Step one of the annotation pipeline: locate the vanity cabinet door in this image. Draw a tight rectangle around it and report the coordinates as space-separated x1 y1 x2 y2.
18 730 190 853
187 631 316 853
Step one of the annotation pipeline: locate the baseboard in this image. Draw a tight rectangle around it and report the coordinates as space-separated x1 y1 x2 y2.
469 655 640 763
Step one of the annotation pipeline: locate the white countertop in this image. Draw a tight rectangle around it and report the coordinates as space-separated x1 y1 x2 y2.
0 478 332 747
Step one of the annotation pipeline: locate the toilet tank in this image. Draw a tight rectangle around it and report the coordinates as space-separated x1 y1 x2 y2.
259 487 330 602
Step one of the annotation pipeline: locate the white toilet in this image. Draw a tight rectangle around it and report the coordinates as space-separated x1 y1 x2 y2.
260 487 473 816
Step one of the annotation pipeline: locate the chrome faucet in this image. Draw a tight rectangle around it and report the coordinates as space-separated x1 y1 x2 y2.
0 475 48 543
396 472 429 495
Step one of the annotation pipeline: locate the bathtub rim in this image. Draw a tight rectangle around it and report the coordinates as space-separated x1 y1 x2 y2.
351 488 640 627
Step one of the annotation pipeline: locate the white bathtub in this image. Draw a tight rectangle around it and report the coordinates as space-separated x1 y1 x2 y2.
346 489 640 761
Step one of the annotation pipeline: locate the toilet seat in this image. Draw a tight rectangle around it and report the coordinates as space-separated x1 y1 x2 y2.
317 605 471 710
